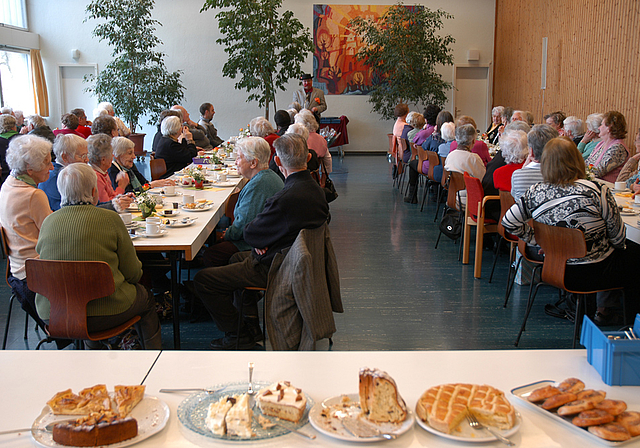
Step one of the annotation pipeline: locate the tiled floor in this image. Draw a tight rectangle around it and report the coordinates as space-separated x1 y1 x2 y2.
0 154 578 351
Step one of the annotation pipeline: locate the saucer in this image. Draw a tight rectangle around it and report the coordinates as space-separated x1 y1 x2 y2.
138 229 168 238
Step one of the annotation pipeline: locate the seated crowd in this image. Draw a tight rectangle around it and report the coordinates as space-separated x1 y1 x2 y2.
396 104 639 326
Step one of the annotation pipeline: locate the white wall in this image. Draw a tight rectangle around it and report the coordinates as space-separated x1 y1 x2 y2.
27 0 495 153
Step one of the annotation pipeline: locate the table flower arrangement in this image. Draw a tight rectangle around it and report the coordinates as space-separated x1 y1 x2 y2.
187 166 207 189
586 164 596 181
238 126 251 138
136 188 157 218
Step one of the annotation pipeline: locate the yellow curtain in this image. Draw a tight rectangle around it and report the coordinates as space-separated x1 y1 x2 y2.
29 49 49 117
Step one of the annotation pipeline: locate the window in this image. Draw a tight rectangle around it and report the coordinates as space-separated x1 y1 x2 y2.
0 49 34 114
0 0 27 29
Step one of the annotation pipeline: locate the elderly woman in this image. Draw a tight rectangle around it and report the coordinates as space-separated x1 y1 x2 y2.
108 137 173 193
450 116 491 166
21 114 55 142
274 110 291 136
577 113 604 159
91 115 119 137
88 134 128 202
584 110 629 182
502 137 635 326
294 113 331 174
617 130 640 189
53 113 83 138
154 115 197 178
0 114 20 183
249 116 279 159
0 135 53 328
493 130 529 192
71 108 93 138
35 163 161 349
97 101 131 136
152 109 181 153
268 123 320 182
444 124 486 179
414 105 440 145
563 116 585 146
486 106 504 143
406 112 426 144
203 137 284 267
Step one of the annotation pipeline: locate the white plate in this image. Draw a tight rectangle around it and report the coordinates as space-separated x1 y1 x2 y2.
137 229 168 238
157 209 180 217
32 395 170 448
613 189 630 193
125 205 140 212
212 181 237 188
512 380 640 446
166 218 196 228
620 209 639 216
309 394 414 442
129 234 140 239
181 203 214 212
416 409 521 442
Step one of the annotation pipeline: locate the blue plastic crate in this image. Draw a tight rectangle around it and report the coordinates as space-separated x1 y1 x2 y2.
580 314 640 386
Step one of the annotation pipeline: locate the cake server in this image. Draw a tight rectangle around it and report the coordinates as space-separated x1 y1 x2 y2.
341 416 397 440
159 386 226 394
252 415 316 440
0 420 75 436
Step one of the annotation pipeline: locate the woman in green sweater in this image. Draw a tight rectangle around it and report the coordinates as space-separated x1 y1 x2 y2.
35 163 161 349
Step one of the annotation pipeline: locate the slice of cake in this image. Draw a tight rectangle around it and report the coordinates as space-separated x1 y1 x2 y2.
114 385 146 417
47 385 111 415
52 410 137 447
225 394 254 438
358 367 407 423
205 396 235 436
468 384 516 430
256 381 306 423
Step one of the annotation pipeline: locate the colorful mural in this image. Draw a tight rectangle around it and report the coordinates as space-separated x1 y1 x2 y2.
312 5 392 95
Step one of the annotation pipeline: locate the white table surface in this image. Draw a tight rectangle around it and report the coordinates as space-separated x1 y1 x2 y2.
0 350 160 446
613 191 640 245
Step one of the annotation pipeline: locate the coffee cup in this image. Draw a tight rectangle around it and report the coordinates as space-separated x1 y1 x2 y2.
216 172 227 182
120 212 132 225
164 185 176 195
635 195 640 205
183 194 195 205
615 181 625 191
146 217 161 234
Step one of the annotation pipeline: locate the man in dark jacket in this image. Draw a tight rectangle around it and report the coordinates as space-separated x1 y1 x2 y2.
194 133 329 349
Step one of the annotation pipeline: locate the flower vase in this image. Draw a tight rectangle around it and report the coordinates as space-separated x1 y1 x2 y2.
194 179 204 190
140 204 153 219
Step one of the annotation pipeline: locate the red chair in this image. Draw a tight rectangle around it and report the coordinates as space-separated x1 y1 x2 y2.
462 172 499 279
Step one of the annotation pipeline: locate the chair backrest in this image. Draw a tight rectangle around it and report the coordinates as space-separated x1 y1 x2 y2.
426 151 440 180
532 221 587 291
0 226 10 287
409 142 419 161
225 191 240 223
416 146 428 175
447 171 465 211
25 259 115 340
498 191 517 241
150 158 167 181
387 134 397 156
463 172 485 222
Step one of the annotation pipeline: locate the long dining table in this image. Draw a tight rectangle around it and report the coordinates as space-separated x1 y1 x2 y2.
1 349 638 447
131 165 243 349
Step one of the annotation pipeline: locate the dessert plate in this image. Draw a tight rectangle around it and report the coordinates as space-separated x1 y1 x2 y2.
157 209 180 217
415 410 521 442
309 393 414 442
181 203 214 212
166 218 196 228
177 381 313 442
212 181 237 188
620 209 639 216
137 229 168 238
32 396 169 448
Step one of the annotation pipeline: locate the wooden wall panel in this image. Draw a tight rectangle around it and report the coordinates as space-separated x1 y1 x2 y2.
494 0 640 150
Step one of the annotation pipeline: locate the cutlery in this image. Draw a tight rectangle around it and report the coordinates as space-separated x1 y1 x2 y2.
247 362 255 396
341 415 396 440
0 420 75 436
466 412 514 446
253 414 316 440
159 386 226 394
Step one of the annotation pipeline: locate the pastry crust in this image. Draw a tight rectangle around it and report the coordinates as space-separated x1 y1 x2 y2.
541 392 577 410
595 399 627 416
615 411 640 436
557 378 585 394
588 423 631 441
114 385 146 417
557 399 595 416
572 409 615 427
47 385 111 415
576 389 606 403
359 367 407 423
52 411 138 446
527 385 561 403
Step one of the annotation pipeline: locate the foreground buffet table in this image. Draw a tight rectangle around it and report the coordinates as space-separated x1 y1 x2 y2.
1 349 638 447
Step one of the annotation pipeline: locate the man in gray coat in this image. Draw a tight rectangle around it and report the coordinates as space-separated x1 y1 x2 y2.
292 74 327 118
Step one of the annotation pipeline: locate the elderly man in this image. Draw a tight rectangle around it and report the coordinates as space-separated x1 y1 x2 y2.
292 74 327 120
171 105 211 150
198 102 224 147
194 133 329 350
203 137 283 267
510 124 559 200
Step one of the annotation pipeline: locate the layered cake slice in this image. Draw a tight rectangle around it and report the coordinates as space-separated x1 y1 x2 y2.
205 396 235 436
225 394 254 437
359 367 407 423
256 381 306 423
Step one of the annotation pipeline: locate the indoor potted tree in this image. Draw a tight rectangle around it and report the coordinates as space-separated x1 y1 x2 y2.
85 0 185 155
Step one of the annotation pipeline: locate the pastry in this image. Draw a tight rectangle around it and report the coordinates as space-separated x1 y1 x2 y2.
359 367 407 423
572 409 615 427
225 394 253 438
114 385 145 417
52 410 138 446
595 399 627 416
541 392 577 410
205 396 235 436
557 399 595 416
576 389 606 403
416 383 515 434
47 385 111 415
588 423 631 441
557 378 585 394
615 411 640 436
256 381 306 423
527 385 561 402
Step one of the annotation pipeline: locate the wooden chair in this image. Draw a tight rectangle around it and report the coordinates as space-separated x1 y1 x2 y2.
25 259 142 349
489 192 521 304
1 226 30 349
433 160 448 222
395 138 408 190
462 173 500 279
150 158 167 181
515 221 626 348
420 150 441 212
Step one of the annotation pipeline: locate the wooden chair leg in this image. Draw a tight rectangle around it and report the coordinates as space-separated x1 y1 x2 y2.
2 294 16 350
462 222 472 265
503 246 521 308
473 219 485 279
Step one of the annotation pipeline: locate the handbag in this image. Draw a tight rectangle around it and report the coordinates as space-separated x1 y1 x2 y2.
439 209 462 240
320 158 338 203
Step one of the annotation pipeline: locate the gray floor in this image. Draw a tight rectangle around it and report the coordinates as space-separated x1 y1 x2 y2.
0 154 578 351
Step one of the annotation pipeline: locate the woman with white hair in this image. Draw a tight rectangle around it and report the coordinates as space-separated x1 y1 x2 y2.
493 130 529 192
577 113 603 159
97 101 131 136
0 135 53 328
154 115 198 177
444 124 486 179
35 163 161 349
249 116 279 160
294 113 331 173
22 114 55 142
108 136 174 193
563 116 586 146
88 134 129 202
203 137 284 267
486 106 504 142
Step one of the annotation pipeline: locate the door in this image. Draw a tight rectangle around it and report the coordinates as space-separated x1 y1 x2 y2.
453 65 490 132
57 64 97 119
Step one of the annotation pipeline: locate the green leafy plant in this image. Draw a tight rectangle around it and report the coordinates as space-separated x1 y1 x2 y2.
349 3 455 120
84 0 185 132
201 0 313 120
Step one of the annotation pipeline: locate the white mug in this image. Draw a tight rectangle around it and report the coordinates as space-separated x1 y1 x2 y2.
216 172 227 182
183 194 195 205
164 185 175 195
614 181 625 191
120 212 132 225
146 217 161 234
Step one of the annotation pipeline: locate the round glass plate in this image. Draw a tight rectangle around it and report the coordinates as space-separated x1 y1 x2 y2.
181 204 214 212
309 393 414 442
177 381 313 442
32 396 169 448
212 181 237 188
415 410 521 442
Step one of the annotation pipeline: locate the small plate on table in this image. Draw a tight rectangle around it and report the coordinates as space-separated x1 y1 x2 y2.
309 393 414 442
137 229 168 238
166 218 196 228
157 209 180 217
181 203 214 212
213 181 237 188
620 208 639 216
125 204 140 212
